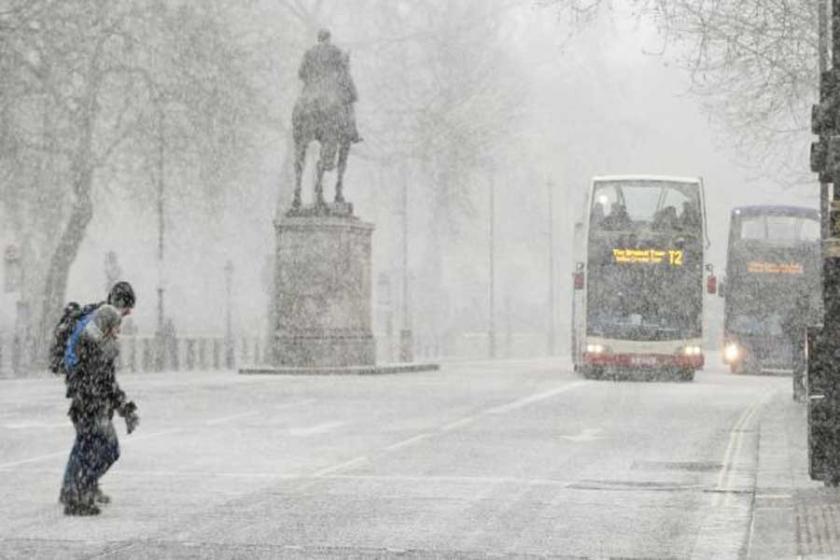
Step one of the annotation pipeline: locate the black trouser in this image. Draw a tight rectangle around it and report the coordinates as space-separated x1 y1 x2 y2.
60 415 120 505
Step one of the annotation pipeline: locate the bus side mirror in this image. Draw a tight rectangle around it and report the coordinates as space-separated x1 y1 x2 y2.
573 262 584 290
707 274 717 295
705 264 717 295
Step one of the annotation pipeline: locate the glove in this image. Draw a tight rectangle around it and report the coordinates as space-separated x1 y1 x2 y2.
125 411 140 434
120 401 139 434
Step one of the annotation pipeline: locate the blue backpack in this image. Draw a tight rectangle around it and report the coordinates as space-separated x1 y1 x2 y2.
48 302 101 374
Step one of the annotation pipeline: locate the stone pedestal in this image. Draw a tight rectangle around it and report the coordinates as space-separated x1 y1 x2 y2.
272 213 375 367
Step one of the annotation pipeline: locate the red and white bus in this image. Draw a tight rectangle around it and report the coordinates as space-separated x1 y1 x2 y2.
571 175 715 381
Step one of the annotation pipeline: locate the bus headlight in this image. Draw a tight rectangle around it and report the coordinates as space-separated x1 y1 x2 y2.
723 343 740 363
586 343 606 354
682 345 702 356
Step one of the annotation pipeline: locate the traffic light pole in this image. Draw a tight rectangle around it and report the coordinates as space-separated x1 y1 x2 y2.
821 0 830 240
807 0 840 487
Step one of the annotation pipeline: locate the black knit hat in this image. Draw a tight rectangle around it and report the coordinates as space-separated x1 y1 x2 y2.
108 281 136 310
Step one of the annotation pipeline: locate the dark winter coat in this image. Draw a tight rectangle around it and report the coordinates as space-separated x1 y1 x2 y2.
66 306 127 424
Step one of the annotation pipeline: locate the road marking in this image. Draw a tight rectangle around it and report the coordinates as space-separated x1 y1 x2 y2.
289 421 345 436
0 399 314 468
384 433 432 451
1 421 69 430
561 428 604 442
714 392 772 505
124 427 186 443
206 399 313 426
276 398 316 410
205 411 261 426
312 455 369 477
692 390 777 559
0 450 69 469
440 417 477 432
325 473 573 487
485 381 589 414
384 382 591 453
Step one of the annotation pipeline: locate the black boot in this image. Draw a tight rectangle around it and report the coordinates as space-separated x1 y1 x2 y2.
63 499 101 516
93 485 111 504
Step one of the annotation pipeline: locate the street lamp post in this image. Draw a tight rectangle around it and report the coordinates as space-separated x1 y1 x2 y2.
489 173 496 359
548 179 556 356
224 260 234 369
399 166 413 363
154 106 166 372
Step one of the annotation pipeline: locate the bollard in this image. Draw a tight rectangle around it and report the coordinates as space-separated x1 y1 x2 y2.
186 339 196 370
198 338 207 370
213 339 221 369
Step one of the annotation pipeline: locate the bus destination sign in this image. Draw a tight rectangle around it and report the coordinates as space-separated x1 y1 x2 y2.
746 261 803 275
612 248 684 266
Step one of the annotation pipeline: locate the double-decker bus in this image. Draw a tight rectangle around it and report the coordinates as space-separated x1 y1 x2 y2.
721 206 821 375
571 175 713 381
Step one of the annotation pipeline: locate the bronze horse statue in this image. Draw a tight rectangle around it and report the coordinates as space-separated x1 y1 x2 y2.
290 79 354 212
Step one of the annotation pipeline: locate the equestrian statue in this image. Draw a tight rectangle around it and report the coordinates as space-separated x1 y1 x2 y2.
291 29 362 214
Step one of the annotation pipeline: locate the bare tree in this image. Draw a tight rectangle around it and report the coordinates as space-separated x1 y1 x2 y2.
546 0 818 185
0 0 259 365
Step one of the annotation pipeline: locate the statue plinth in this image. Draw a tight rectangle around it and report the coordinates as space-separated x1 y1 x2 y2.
286 201 354 218
271 209 375 367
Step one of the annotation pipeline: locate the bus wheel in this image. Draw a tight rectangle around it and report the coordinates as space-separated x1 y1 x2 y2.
678 368 695 382
580 366 603 380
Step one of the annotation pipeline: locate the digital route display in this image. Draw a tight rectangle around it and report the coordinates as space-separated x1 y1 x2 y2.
746 261 804 275
612 248 684 266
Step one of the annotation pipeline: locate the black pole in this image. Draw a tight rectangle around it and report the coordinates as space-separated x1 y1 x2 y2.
821 0 830 239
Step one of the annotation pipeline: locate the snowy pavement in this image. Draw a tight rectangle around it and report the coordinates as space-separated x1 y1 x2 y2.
0 360 834 559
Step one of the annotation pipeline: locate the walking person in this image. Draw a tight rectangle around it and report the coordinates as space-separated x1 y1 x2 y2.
58 282 139 516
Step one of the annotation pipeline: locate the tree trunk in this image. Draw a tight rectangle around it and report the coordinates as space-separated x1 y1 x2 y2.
35 165 94 369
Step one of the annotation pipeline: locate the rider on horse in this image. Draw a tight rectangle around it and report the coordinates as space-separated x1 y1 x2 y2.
297 29 361 144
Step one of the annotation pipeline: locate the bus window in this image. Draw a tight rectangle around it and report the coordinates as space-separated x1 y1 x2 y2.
766 216 797 241
591 180 700 232
799 219 820 241
738 215 821 243
740 217 765 240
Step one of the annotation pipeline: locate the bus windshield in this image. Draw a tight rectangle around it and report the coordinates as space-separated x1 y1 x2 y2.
585 178 704 341
737 214 819 244
590 179 701 232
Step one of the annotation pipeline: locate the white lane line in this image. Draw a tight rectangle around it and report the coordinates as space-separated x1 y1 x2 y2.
714 391 774 505
0 398 314 469
205 411 261 426
324 473 573 487
289 421 345 436
1 421 69 430
484 381 589 414
276 398 316 410
561 428 604 442
312 456 369 478
384 433 433 451
440 417 478 432
0 450 69 469
385 382 591 452
206 399 313 426
691 392 772 560
124 427 186 443
116 470 304 479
